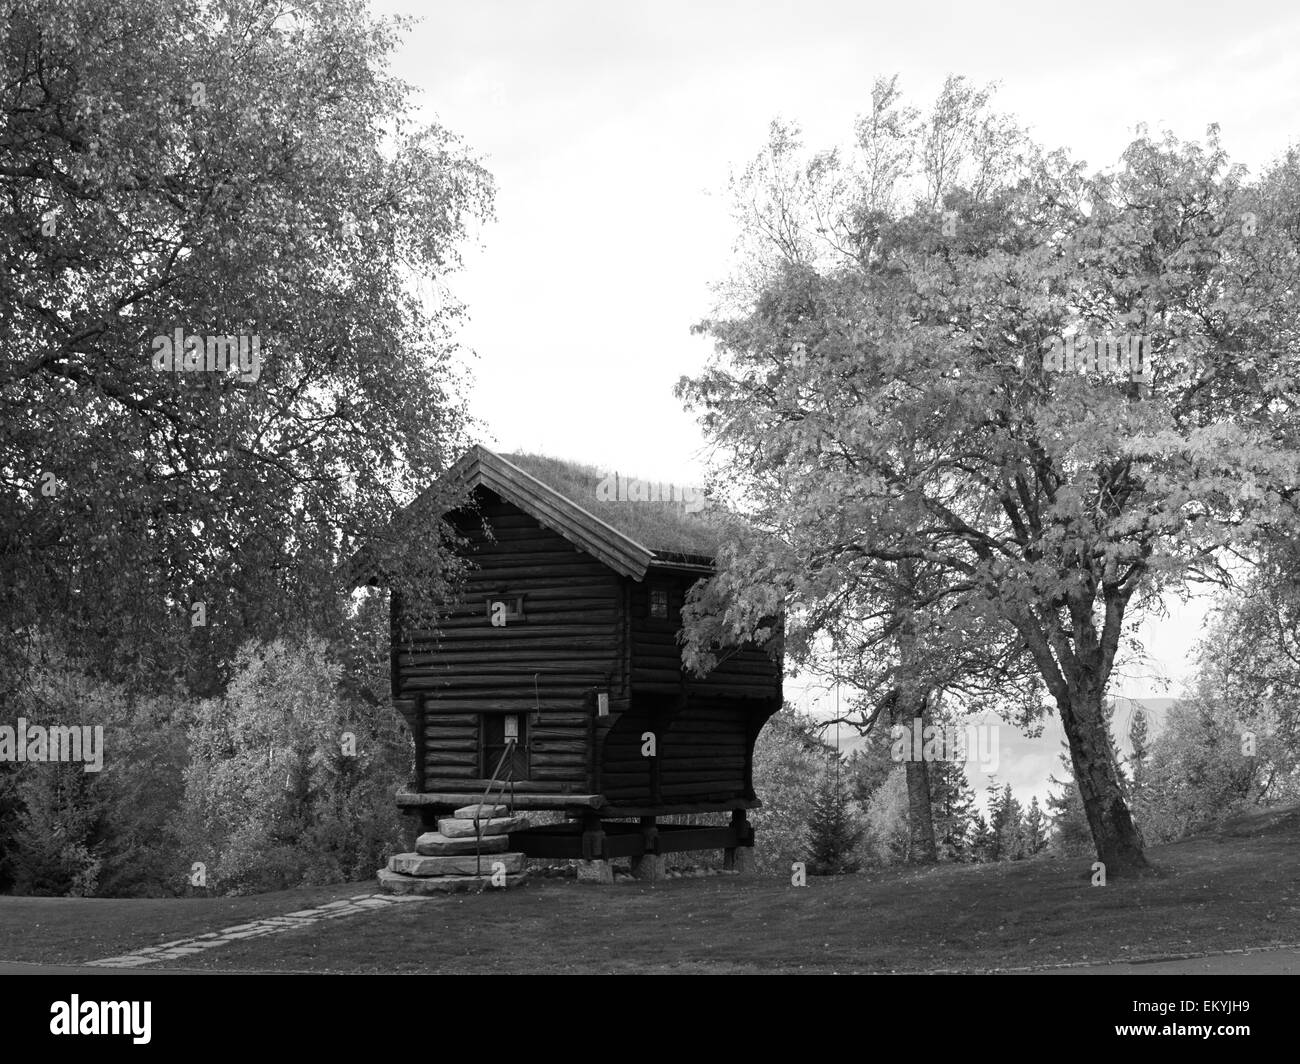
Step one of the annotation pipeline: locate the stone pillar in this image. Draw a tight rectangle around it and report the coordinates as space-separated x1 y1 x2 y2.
577 860 614 884
630 853 666 881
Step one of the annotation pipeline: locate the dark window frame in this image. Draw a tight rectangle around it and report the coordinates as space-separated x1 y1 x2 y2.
481 714 530 779
485 593 527 624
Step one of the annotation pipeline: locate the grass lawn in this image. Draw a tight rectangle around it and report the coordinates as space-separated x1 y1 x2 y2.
0 881 368 965
3 804 1298 973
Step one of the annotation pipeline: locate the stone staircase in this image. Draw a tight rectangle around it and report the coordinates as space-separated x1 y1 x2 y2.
377 803 531 894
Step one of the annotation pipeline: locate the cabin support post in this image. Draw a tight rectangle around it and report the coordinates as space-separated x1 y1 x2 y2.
724 808 753 873
577 809 614 883
631 815 664 881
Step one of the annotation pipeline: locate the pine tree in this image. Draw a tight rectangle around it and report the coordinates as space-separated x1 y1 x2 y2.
1046 746 1094 856
970 812 994 862
806 766 864 875
982 778 1005 860
1128 707 1150 801
996 783 1026 860
928 757 977 861
983 781 1025 861
1022 795 1049 856
9 762 105 896
845 727 894 808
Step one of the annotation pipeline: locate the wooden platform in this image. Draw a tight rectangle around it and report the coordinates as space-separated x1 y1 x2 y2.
396 790 605 810
508 819 755 861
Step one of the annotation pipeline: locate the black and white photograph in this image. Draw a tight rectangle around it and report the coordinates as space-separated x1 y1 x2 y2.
0 0 1296 1034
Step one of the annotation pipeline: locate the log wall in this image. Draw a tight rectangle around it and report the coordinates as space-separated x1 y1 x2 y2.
394 488 621 793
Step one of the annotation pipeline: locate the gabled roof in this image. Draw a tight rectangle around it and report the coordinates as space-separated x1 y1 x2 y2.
500 451 724 563
448 445 659 578
353 445 726 585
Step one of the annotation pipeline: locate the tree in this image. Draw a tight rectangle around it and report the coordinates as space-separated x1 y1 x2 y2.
678 75 1300 875
0 0 490 696
1022 795 1050 856
1193 536 1300 767
806 765 864 874
7 761 104 897
178 636 407 894
1046 747 1094 857
969 811 994 862
862 766 910 865
845 729 894 807
1138 688 1283 842
1128 707 1151 802
928 756 978 861
997 783 1028 860
749 707 833 873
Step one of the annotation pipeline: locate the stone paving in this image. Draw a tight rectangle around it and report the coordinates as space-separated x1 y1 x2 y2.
85 892 430 968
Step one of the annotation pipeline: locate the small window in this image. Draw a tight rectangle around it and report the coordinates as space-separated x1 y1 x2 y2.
485 594 526 626
650 587 669 619
483 714 528 779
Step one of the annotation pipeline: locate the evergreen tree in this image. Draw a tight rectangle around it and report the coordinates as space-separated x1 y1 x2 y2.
1046 746 1094 856
977 775 998 858
845 727 894 808
983 781 1025 861
1022 795 1050 856
806 766 864 874
996 783 1027 860
8 762 105 896
928 757 977 861
1128 707 1150 802
970 812 994 862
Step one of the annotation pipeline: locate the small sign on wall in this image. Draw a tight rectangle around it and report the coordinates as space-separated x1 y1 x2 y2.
597 692 609 717
504 714 519 740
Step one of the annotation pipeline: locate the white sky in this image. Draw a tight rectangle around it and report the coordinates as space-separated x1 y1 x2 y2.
371 0 1298 805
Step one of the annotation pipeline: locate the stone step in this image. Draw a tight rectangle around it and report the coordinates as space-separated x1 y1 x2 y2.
416 831 510 856
376 868 529 895
453 803 509 820
437 815 528 839
389 851 526 877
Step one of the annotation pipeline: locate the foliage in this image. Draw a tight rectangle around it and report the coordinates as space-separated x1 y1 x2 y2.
1136 692 1279 843
677 73 1300 872
0 0 489 696
1022 796 1050 856
861 767 910 865
179 636 408 895
0 637 187 897
928 757 978 861
1047 748 1097 857
805 768 863 874
749 707 833 874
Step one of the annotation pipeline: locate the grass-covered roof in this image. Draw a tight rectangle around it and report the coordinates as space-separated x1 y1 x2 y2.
500 451 725 561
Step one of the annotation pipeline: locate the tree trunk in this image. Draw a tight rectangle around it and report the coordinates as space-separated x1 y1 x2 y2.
1059 692 1148 875
893 691 937 863
905 756 937 863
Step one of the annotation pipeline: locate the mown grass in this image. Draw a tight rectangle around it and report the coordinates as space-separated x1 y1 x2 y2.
5 804 1293 974
0 881 367 965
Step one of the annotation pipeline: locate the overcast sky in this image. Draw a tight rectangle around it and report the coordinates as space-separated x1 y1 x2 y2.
370 0 1299 804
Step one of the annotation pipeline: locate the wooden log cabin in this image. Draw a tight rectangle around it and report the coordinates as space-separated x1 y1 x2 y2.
377 445 783 869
